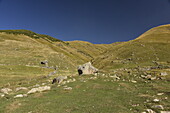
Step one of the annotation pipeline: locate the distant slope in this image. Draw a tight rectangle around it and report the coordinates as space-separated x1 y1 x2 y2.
66 40 120 60
93 24 170 70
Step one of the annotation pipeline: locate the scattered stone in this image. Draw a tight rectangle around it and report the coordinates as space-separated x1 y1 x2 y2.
52 76 67 84
165 97 168 100
150 77 157 80
152 105 164 110
157 93 164 96
94 73 98 76
160 72 168 76
16 87 28 92
160 111 170 113
146 109 156 113
153 98 160 102
64 87 72 91
0 93 5 97
14 94 27 98
34 84 40 87
131 80 137 83
72 78 76 82
160 77 166 80
42 83 46 85
110 75 120 80
141 75 146 78
77 62 98 75
146 75 152 80
27 86 51 94
1 88 12 94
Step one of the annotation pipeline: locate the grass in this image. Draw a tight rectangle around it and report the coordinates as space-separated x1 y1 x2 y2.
0 74 170 113
0 24 170 113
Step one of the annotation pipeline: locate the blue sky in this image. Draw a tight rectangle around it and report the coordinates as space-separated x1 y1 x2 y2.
0 0 170 44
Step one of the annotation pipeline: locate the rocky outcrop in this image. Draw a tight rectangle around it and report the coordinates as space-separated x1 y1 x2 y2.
77 62 98 75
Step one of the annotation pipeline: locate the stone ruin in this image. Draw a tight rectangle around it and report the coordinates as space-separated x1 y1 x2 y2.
77 62 98 75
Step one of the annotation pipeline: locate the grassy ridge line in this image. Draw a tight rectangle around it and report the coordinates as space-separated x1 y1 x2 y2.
0 29 62 42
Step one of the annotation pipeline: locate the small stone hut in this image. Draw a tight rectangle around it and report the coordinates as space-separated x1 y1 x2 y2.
77 62 98 75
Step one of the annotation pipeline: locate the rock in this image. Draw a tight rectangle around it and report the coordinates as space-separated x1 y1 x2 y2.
165 97 168 100
72 78 76 82
153 99 160 102
150 77 157 80
131 80 137 83
94 73 98 76
1 88 12 94
152 105 164 110
16 87 28 92
160 72 168 76
52 76 67 84
64 87 72 91
141 75 146 78
160 111 170 113
0 93 5 97
146 109 156 113
110 75 120 80
157 93 164 96
77 62 98 75
34 84 40 87
146 75 152 79
27 86 51 94
42 83 46 85
14 94 27 98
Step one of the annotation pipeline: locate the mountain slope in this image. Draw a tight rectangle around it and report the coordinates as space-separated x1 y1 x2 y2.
0 30 117 72
93 24 170 70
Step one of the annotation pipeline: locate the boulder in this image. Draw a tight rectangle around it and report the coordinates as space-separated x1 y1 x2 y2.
77 62 98 75
27 86 51 94
16 87 28 92
14 94 27 98
146 109 156 113
152 105 164 110
160 111 170 113
160 72 168 76
1 88 12 94
52 76 67 84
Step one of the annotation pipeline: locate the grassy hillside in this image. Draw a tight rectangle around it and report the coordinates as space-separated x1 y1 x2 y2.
0 31 116 87
0 25 170 113
0 30 62 42
66 40 120 60
93 24 170 71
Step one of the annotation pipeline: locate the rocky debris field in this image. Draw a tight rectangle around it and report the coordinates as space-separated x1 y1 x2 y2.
0 69 170 113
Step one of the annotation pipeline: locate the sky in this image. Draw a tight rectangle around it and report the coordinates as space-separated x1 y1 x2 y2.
0 0 170 44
